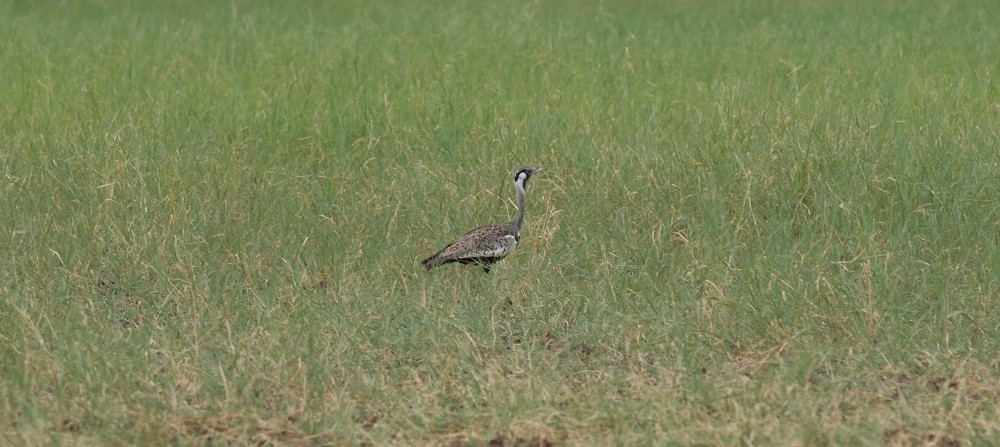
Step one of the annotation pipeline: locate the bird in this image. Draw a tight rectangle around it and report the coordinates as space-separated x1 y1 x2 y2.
422 167 542 273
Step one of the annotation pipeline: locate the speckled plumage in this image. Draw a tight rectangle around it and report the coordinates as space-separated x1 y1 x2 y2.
422 167 541 273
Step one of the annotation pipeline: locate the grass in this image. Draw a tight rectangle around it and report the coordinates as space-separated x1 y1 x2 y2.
2 0 1000 445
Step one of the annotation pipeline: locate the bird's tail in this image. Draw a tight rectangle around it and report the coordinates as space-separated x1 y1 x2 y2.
421 253 444 271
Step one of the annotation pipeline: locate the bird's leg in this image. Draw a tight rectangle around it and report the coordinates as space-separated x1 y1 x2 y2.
482 264 491 273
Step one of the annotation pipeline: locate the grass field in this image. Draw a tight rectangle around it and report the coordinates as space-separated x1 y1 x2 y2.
3 0 1000 445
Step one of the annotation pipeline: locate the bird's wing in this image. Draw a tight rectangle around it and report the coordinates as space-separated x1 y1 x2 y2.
439 224 516 260
473 234 517 258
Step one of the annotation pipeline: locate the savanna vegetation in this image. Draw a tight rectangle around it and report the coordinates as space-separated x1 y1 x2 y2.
2 0 999 445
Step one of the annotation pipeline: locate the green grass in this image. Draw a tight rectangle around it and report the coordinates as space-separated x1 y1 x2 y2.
3 0 1000 445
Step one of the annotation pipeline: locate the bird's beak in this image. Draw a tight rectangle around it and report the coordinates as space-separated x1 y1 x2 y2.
534 167 543 173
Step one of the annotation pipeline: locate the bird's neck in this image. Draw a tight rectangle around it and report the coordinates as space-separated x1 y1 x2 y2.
513 180 526 234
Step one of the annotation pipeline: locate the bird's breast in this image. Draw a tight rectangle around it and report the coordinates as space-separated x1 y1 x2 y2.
500 235 518 256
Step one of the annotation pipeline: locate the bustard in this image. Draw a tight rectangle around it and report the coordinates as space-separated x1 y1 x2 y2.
422 167 542 273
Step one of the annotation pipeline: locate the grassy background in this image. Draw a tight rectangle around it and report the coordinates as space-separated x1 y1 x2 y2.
2 0 1000 445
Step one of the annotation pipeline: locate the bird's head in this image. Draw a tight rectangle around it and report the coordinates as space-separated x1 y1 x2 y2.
514 167 542 189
